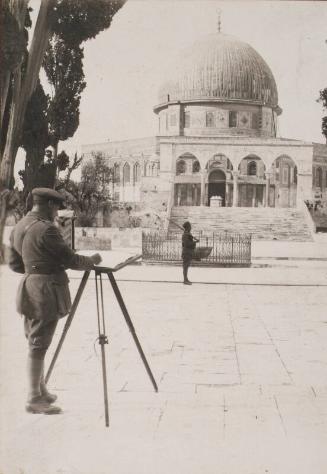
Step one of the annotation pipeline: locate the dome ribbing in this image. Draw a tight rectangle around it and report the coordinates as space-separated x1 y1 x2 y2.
156 33 279 109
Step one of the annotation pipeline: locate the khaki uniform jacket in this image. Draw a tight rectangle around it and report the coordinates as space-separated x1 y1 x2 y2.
9 210 95 320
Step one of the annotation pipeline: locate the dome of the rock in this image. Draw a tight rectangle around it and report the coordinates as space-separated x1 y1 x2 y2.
156 33 279 110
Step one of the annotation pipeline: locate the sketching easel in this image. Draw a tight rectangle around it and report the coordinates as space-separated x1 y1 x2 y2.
45 254 158 427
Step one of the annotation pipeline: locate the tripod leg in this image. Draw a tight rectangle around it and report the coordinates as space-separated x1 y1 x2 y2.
95 272 110 427
107 272 158 392
45 270 91 384
99 336 109 427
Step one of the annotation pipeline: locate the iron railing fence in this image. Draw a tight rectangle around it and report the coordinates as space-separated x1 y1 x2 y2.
142 231 252 267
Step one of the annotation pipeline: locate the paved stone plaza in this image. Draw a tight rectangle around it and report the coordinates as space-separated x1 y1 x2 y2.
1 260 327 474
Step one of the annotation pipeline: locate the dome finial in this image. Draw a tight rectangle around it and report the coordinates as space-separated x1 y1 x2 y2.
217 7 222 33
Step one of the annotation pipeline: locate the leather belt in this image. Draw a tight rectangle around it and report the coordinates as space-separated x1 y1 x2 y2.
25 264 65 275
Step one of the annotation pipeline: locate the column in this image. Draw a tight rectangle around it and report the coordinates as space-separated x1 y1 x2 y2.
176 184 180 206
265 172 271 207
225 182 229 207
252 185 257 207
232 171 239 207
296 172 312 207
131 165 135 202
200 171 206 206
120 166 124 201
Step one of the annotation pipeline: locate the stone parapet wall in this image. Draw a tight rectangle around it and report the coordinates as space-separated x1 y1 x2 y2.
3 226 143 253
75 227 141 249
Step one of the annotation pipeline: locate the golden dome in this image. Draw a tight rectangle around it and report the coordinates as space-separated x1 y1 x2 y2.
156 33 279 110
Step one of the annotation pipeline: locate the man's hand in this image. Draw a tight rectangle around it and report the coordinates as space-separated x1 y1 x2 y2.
90 253 102 265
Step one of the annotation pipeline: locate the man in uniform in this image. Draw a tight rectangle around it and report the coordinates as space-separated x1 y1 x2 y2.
181 221 198 285
9 187 102 415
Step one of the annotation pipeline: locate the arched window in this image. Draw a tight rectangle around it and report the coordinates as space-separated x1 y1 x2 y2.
151 163 159 177
123 163 130 184
113 164 120 183
133 163 140 184
316 167 322 188
213 154 223 163
192 160 200 173
176 160 186 175
248 161 257 176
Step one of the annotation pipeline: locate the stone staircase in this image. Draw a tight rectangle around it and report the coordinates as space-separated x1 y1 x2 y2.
169 206 313 241
309 209 327 232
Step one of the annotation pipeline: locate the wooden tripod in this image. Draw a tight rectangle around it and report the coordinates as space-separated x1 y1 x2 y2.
45 255 158 427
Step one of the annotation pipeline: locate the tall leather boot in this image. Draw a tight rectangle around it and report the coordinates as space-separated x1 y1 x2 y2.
25 356 61 415
40 368 57 404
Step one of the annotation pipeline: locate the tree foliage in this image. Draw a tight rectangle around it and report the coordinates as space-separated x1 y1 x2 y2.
18 0 125 193
1 5 31 156
59 152 84 185
82 153 112 195
1 3 27 76
40 0 125 180
56 150 70 171
52 0 124 45
0 0 125 260
319 88 327 142
43 36 86 148
1 0 54 191
61 152 112 226
21 81 49 153
19 81 51 195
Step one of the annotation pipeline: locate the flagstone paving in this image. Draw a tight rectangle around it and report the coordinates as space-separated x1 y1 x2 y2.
1 263 327 474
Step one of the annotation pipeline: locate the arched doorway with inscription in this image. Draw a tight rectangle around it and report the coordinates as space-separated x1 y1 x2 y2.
208 169 226 206
205 154 233 206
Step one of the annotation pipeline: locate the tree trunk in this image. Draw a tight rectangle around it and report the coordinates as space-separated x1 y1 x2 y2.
0 0 55 262
0 73 11 132
52 142 59 187
0 0 27 132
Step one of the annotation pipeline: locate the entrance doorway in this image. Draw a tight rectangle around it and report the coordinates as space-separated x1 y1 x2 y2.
174 183 201 206
239 184 264 207
208 170 226 206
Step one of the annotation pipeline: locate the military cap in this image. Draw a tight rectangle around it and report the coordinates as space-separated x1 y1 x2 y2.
32 187 66 207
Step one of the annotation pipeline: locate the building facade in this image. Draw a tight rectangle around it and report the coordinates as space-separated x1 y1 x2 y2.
82 32 326 218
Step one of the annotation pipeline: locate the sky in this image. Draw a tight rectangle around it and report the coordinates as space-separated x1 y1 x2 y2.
68 0 327 150
15 0 327 180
